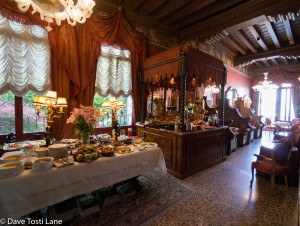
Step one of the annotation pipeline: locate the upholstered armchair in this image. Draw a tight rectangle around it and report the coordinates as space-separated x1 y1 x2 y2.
250 140 293 193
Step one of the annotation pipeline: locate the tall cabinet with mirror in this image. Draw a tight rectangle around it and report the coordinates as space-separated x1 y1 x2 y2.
137 45 231 179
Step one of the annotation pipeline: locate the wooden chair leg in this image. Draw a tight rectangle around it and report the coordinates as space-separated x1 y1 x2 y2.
284 175 288 190
250 166 254 187
271 175 275 194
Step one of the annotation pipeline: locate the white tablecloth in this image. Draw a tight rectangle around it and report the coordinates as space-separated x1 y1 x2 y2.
274 121 291 127
0 147 166 218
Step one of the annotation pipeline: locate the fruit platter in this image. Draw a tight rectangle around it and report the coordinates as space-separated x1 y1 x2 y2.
73 145 100 163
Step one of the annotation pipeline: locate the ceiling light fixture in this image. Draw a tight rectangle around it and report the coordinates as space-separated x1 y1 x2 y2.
252 72 278 92
14 0 96 31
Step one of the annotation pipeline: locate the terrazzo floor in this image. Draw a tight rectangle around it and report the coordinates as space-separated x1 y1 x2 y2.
143 132 299 226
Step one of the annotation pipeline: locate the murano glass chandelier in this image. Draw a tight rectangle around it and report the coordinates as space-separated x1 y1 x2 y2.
252 72 278 92
204 78 220 95
14 0 96 31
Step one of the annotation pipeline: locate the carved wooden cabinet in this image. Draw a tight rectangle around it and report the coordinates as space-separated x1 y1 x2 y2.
136 125 229 179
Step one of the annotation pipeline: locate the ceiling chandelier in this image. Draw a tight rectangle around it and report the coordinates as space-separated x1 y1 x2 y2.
204 78 220 96
252 72 278 92
204 84 220 95
14 0 96 31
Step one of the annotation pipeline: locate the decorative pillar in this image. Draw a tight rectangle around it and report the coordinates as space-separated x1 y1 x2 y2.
150 85 154 115
178 52 188 132
220 67 227 126
140 70 146 123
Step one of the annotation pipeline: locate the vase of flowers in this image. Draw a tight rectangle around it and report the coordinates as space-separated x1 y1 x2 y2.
67 105 103 144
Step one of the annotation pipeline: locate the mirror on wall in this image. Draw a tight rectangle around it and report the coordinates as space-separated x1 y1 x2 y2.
226 87 239 108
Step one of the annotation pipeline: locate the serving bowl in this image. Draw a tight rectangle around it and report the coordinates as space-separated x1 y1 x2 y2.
35 147 48 157
0 162 25 178
0 154 23 164
32 157 54 171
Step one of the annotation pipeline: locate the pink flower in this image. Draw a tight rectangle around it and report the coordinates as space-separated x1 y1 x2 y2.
66 105 103 129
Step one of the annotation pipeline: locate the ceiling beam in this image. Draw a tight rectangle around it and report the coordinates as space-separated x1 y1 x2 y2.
213 42 236 57
264 21 281 48
270 58 279 66
94 0 178 37
138 0 166 16
283 19 294 46
179 0 300 40
263 61 272 67
235 30 257 53
175 0 242 30
281 57 289 65
162 0 216 26
251 61 300 74
225 15 267 32
223 34 247 55
234 44 300 66
248 26 268 51
150 0 192 21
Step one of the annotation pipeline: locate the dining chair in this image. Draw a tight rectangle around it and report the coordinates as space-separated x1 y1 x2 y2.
250 140 293 193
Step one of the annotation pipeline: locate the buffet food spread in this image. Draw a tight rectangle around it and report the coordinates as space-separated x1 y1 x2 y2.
0 136 166 218
0 135 159 179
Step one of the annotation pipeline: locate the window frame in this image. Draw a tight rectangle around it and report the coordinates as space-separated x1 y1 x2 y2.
0 96 44 144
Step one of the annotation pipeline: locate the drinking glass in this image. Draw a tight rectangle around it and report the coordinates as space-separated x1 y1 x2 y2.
120 129 126 137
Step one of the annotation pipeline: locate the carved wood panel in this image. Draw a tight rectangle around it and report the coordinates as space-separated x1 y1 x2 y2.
188 131 224 169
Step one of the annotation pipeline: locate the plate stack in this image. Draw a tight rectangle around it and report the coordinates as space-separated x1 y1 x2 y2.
48 144 68 160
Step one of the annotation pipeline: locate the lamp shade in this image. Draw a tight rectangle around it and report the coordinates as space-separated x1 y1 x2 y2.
56 97 67 107
103 102 110 110
46 90 57 99
110 97 117 104
117 101 124 109
32 96 46 106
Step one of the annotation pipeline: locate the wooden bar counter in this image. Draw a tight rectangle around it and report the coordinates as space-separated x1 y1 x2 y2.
137 125 229 179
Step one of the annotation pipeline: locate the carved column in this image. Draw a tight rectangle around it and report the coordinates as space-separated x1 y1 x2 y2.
220 68 227 126
150 85 154 115
179 52 188 132
140 70 146 123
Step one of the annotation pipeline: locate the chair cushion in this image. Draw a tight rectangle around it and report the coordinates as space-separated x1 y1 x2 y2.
252 160 287 175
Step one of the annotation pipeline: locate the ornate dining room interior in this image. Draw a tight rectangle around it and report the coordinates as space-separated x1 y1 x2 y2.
0 0 300 225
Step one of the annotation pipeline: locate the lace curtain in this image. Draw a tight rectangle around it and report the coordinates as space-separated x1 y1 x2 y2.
0 14 51 97
95 45 132 97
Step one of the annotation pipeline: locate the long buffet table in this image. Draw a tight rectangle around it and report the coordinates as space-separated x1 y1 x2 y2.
137 125 230 179
0 147 166 218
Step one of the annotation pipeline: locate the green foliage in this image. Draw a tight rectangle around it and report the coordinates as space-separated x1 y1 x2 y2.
0 91 14 102
74 115 94 136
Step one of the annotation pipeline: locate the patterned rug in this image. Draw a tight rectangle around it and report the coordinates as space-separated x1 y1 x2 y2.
67 171 194 226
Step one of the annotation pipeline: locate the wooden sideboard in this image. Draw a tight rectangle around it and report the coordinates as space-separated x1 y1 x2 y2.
136 125 229 179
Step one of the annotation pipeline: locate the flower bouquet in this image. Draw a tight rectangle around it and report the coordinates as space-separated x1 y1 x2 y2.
67 105 103 144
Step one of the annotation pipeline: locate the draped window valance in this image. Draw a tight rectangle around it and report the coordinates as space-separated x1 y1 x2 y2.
0 14 51 97
95 45 132 97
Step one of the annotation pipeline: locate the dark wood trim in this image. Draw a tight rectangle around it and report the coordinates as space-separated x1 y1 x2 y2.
143 56 184 71
94 0 179 37
248 25 268 51
140 70 146 123
283 19 294 46
264 20 281 49
234 44 300 66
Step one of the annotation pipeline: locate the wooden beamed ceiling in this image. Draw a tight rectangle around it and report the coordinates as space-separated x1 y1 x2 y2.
94 0 300 76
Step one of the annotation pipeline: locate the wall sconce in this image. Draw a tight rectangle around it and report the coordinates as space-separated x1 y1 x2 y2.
32 91 67 146
102 97 124 141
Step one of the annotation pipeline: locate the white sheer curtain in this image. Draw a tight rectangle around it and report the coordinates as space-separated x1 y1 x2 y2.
95 45 132 97
0 14 51 97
